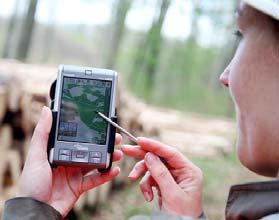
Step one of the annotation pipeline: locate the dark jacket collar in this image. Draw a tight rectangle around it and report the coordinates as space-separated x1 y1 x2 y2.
225 180 279 220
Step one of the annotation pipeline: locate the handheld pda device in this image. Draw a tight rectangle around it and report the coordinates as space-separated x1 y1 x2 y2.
48 65 117 171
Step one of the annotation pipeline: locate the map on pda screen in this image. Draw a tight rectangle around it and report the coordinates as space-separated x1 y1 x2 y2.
58 77 112 145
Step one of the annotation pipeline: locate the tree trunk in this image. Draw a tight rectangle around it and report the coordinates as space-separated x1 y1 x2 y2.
41 0 56 62
2 0 21 59
15 0 38 61
105 0 132 69
131 0 171 93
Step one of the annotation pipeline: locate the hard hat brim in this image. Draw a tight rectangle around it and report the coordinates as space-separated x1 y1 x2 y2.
244 0 279 20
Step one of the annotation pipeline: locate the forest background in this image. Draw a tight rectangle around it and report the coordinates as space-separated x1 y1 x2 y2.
0 0 238 116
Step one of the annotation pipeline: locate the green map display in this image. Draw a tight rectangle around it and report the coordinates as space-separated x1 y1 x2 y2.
58 77 112 144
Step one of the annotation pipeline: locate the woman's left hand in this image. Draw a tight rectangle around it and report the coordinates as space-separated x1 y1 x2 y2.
17 106 123 217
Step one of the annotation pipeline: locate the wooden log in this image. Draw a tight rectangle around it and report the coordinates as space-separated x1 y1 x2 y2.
23 136 32 162
86 188 99 208
0 86 7 124
0 125 21 200
74 193 88 212
7 77 22 112
7 150 21 187
0 125 12 195
97 182 112 203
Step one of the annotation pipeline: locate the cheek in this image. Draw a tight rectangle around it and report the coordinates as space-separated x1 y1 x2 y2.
227 38 272 117
228 37 279 176
228 46 255 170
228 42 253 114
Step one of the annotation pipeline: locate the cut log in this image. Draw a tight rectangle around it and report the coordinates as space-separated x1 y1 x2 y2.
86 189 99 208
0 125 12 195
0 125 21 196
0 86 7 124
75 193 88 212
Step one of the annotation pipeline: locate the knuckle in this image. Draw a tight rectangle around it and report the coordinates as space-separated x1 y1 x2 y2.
168 148 184 162
173 150 183 159
156 169 168 179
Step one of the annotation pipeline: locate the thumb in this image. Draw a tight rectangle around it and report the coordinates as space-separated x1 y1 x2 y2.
144 152 178 197
27 106 52 161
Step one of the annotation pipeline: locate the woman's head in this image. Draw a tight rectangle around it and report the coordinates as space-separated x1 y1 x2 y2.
219 1 279 177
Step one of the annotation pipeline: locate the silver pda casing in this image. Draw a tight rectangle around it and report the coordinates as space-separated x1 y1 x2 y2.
48 65 117 170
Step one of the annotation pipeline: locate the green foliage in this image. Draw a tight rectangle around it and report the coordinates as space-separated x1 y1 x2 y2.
131 0 171 94
125 206 151 219
121 35 233 117
191 152 240 204
0 0 235 117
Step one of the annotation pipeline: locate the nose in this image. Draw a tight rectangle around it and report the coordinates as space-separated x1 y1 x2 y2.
219 64 230 87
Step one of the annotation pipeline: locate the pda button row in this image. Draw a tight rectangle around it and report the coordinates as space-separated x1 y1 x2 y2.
90 152 101 158
58 150 102 164
59 155 70 161
59 149 71 156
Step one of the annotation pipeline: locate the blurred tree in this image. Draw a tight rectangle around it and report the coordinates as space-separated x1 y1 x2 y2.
2 0 21 58
189 1 202 42
15 0 38 61
41 0 56 62
106 0 133 68
132 0 171 94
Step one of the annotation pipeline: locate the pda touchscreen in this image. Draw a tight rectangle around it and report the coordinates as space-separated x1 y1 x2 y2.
57 77 112 145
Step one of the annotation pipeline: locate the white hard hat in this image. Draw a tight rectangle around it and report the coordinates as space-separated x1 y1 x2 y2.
244 0 279 20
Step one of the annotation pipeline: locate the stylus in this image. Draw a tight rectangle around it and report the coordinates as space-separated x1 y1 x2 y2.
97 112 138 144
97 112 168 164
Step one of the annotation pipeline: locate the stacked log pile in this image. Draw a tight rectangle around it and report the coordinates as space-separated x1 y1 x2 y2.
0 60 236 216
0 60 56 212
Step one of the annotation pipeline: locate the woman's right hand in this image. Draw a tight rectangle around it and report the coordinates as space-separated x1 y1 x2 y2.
121 137 203 218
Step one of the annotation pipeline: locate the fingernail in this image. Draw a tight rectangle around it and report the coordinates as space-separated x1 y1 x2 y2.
41 106 48 116
128 168 136 178
145 152 157 164
144 191 152 202
121 145 129 150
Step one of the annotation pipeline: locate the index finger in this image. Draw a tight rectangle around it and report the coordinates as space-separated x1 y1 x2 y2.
137 137 193 169
115 133 122 145
121 145 146 159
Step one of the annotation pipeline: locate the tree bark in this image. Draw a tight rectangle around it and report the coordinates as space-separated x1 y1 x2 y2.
105 0 132 69
41 0 56 62
132 0 171 93
15 0 38 61
2 0 21 59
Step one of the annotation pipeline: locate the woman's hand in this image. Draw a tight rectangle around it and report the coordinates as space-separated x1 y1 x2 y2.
17 106 122 217
121 137 203 218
